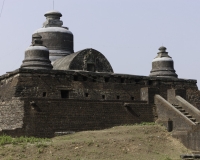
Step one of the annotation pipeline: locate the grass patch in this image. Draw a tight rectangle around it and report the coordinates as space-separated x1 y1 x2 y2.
137 122 156 126
0 134 50 145
0 125 190 160
164 157 172 160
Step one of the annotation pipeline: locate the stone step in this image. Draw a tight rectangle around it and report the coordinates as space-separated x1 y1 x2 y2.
172 104 179 106
190 118 196 122
186 115 192 118
175 106 182 109
172 104 197 123
181 154 200 159
179 109 185 112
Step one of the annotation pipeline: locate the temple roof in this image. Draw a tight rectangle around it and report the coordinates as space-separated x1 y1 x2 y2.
53 48 114 73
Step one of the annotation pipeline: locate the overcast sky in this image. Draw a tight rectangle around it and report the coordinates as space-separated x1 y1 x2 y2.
0 0 200 87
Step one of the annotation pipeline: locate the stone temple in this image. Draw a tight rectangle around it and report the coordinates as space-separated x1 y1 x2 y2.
1 10 200 151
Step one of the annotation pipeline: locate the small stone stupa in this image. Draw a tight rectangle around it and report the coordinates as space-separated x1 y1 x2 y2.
21 34 53 70
149 46 178 78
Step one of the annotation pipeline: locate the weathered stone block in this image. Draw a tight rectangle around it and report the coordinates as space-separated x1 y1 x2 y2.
140 87 159 104
167 89 186 105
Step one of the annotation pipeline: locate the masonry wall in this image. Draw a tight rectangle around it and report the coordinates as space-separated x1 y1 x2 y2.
12 69 198 103
21 99 154 137
0 99 24 136
0 73 19 100
0 69 198 137
186 89 200 109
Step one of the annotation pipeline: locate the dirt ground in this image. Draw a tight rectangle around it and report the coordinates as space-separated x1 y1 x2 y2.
0 124 191 160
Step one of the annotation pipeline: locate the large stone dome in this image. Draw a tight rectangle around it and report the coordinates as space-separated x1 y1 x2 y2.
33 10 74 64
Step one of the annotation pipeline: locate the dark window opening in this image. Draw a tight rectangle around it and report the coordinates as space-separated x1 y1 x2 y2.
148 80 153 85
87 64 95 72
83 76 88 81
43 92 46 97
117 96 120 99
74 75 78 81
61 90 69 98
102 95 105 99
135 79 140 84
168 119 173 132
93 77 97 82
131 96 134 100
85 93 89 97
105 77 110 83
121 78 125 83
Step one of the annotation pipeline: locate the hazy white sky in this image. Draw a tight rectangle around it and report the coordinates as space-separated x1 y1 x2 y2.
0 0 200 87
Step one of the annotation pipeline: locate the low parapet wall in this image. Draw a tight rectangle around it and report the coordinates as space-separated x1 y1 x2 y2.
21 99 154 137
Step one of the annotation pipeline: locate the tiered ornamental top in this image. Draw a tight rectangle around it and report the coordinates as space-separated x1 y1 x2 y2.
33 10 74 63
149 46 178 78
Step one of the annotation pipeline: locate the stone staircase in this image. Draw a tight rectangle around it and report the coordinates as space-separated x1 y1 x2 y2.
172 104 200 125
155 92 200 151
181 153 200 160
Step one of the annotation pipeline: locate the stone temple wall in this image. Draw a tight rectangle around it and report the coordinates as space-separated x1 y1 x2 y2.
21 99 154 137
0 68 198 137
0 73 19 100
11 69 198 101
0 99 24 130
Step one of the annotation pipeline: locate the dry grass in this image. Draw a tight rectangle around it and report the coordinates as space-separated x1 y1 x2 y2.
0 123 191 160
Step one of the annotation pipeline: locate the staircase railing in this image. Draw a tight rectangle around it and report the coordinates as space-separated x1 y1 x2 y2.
155 95 196 129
